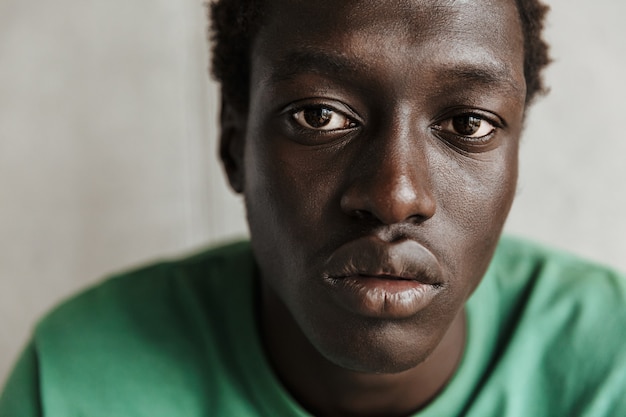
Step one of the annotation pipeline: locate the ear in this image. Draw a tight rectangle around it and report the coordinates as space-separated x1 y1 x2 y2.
219 99 246 194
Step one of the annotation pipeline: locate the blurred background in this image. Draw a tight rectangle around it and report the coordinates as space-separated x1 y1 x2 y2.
1 0 625 385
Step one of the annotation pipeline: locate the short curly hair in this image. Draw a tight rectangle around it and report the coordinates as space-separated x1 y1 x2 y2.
209 0 550 112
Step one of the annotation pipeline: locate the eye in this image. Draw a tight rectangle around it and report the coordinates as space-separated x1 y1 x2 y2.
291 105 358 131
437 114 496 139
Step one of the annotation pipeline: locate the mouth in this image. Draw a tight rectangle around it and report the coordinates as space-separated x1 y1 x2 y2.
322 237 443 319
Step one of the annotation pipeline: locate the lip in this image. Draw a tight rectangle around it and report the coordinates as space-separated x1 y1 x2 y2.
322 237 443 319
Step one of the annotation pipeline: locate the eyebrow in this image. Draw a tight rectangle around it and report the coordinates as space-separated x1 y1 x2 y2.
266 50 365 84
264 49 524 95
438 66 525 95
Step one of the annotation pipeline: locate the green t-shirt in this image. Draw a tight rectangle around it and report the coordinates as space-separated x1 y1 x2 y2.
2 236 625 416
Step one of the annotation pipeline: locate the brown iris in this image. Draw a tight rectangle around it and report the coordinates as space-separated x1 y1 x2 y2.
452 115 482 136
303 107 333 128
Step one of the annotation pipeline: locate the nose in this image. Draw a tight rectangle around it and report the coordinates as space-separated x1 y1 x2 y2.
340 125 436 225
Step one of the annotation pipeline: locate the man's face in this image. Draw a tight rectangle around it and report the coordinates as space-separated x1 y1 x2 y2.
226 0 526 373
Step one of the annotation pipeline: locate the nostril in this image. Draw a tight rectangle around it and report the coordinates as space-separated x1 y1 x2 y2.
351 209 374 220
407 213 430 225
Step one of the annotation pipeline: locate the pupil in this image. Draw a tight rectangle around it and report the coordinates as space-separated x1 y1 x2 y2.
304 108 332 128
453 115 481 135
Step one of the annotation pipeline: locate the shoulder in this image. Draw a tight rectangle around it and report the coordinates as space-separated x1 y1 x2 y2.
37 240 253 337
491 235 626 304
30 241 256 414
488 235 626 345
477 236 626 415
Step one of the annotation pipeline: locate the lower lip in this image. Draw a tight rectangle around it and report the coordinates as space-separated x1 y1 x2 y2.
325 275 440 319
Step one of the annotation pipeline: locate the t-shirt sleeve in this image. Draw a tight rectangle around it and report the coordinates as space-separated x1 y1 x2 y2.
0 341 43 417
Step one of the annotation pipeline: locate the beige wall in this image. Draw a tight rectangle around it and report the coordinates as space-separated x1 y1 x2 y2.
505 1 626 271
1 0 625 385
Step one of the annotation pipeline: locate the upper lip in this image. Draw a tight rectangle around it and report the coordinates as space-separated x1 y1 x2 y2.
323 236 442 285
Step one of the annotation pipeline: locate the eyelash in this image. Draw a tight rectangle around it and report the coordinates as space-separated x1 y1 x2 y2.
284 102 502 150
432 112 501 143
288 104 360 132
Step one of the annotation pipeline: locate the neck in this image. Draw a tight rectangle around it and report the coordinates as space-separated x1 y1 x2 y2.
260 285 467 417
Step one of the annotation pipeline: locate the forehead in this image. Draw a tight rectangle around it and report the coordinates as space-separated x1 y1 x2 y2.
251 0 525 98
261 0 520 38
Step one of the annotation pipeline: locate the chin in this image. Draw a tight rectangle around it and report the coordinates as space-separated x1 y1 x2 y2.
311 319 440 374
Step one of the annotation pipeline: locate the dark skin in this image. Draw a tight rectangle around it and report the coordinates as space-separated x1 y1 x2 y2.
220 0 527 415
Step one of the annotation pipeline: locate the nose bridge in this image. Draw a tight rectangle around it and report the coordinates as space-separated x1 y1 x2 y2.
340 111 436 224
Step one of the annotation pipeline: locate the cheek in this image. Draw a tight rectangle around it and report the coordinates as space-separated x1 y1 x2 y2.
247 138 342 217
434 144 518 234
430 146 518 293
242 137 346 311
242 136 341 259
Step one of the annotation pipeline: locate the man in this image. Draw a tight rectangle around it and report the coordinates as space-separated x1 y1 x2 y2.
1 0 625 416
